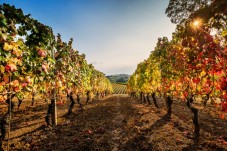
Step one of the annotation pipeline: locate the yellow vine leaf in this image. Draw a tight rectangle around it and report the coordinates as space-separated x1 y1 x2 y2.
3 42 13 51
222 30 227 37
200 70 206 77
0 65 5 73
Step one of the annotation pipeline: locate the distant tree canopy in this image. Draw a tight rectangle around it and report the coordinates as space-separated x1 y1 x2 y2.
106 74 130 83
116 77 126 83
165 0 227 28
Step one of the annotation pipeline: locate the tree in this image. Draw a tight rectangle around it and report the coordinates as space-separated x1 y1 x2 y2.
165 0 226 27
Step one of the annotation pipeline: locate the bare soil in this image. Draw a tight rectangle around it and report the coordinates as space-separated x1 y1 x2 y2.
0 94 227 151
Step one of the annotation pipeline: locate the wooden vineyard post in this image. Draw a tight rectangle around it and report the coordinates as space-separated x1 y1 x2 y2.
7 74 11 151
51 33 57 126
53 42 57 126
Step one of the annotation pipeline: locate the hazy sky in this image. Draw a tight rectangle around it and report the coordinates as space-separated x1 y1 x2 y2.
1 0 176 75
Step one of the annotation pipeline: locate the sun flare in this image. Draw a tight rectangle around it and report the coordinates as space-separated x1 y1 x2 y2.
191 18 202 29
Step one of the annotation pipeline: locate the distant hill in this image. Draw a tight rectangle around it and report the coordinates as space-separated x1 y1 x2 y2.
106 74 130 83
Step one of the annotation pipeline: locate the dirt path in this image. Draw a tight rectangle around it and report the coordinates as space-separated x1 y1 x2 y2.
1 95 227 150
110 96 125 151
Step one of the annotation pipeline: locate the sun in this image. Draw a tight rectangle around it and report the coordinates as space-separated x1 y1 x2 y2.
191 18 202 30
193 20 200 27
